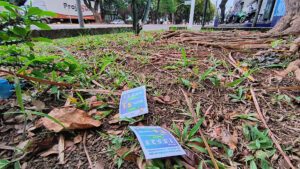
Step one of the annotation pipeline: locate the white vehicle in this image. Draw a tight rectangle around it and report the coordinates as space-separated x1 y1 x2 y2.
23 0 101 22
110 19 125 24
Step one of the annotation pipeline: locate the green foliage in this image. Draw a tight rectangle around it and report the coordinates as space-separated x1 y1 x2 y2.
170 116 230 158
0 159 10 169
272 94 291 104
243 124 276 169
232 113 260 122
160 0 177 14
0 1 82 89
229 86 246 102
179 76 192 86
270 39 283 48
97 131 135 168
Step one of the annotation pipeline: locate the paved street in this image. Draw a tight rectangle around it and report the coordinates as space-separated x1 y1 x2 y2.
33 24 203 31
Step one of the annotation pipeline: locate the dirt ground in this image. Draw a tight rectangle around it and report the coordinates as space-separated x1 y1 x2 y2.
0 30 299 169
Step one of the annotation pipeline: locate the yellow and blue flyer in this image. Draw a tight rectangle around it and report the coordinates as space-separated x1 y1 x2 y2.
119 86 148 118
130 126 186 159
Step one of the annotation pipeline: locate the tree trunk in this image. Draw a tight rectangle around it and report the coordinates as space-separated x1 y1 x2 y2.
83 0 101 23
155 0 161 24
132 0 139 35
219 0 228 24
142 0 151 25
268 0 300 53
268 0 300 36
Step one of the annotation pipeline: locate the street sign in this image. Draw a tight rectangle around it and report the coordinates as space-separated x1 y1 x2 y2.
130 126 186 159
184 1 191 5
119 86 148 118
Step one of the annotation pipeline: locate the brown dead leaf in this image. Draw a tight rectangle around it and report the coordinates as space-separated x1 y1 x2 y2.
21 162 27 169
21 135 57 154
107 130 122 135
152 96 176 104
88 96 98 108
152 96 165 104
32 100 45 111
88 96 105 109
163 95 171 102
94 157 105 169
41 108 101 132
40 144 59 157
221 129 237 150
116 147 137 162
181 149 198 166
136 156 146 169
109 113 119 124
74 135 82 144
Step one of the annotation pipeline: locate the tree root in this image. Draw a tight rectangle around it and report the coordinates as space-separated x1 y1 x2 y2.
277 59 300 81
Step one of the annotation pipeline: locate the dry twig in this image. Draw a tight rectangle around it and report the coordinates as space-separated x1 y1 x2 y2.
181 88 219 169
250 88 296 169
83 131 94 169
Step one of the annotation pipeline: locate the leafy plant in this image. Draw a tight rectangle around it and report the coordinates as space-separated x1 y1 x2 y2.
243 124 276 169
97 131 135 168
118 115 144 124
178 77 192 86
170 117 231 157
229 86 246 102
270 39 283 48
272 94 291 104
232 113 260 122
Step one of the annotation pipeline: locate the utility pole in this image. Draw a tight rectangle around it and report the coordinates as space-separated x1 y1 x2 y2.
188 0 196 28
252 0 263 27
76 0 84 28
202 0 209 27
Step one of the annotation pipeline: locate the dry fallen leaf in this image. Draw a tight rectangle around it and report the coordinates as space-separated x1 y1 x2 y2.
109 113 119 124
94 157 105 169
40 144 59 157
163 95 171 102
88 96 105 109
221 129 238 150
107 130 122 135
136 156 146 169
74 135 82 144
18 135 57 155
116 147 137 162
32 100 45 111
41 108 101 132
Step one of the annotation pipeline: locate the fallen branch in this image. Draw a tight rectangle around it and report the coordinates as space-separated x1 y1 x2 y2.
0 70 71 87
265 86 300 91
58 134 65 164
181 88 219 169
250 88 296 169
83 131 94 169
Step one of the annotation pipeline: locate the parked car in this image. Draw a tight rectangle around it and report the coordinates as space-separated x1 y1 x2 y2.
111 19 125 24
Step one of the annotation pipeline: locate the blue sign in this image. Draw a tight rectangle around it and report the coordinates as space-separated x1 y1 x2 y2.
119 86 148 118
130 126 186 159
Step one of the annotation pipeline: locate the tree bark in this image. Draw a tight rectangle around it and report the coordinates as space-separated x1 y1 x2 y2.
155 0 161 24
132 0 138 35
268 0 300 53
268 0 300 36
219 0 228 24
142 0 151 25
83 0 101 23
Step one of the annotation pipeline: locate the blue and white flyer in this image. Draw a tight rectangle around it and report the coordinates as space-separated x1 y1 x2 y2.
130 126 186 159
119 86 148 118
